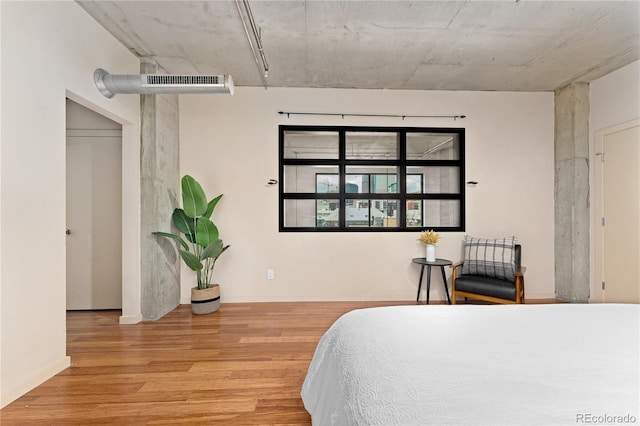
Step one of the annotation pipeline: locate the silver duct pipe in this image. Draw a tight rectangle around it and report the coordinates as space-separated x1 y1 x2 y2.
94 68 234 98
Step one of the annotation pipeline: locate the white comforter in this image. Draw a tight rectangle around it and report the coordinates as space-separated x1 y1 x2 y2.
301 304 639 425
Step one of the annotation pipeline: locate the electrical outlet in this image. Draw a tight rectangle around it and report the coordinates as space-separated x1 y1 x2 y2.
267 269 275 280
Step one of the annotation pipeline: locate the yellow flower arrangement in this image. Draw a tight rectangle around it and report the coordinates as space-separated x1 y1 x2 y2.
418 230 440 245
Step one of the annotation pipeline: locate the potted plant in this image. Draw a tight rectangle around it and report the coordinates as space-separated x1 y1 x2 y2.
153 175 230 314
418 229 440 262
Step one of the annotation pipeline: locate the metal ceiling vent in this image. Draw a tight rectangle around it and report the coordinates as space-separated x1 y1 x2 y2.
94 68 234 98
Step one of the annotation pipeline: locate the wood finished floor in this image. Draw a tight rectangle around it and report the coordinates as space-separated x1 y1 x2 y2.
1 299 559 425
1 301 415 425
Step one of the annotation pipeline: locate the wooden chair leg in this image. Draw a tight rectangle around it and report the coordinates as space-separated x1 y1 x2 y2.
515 276 525 304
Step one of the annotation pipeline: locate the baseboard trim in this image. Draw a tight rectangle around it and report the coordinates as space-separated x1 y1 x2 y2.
119 314 142 324
1 356 71 408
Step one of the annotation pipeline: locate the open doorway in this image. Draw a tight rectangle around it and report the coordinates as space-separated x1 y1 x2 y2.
66 98 122 310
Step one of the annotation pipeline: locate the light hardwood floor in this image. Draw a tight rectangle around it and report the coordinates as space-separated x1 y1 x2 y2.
0 301 413 425
1 300 558 425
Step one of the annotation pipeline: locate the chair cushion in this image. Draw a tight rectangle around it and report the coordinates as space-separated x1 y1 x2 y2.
461 236 517 282
455 275 517 301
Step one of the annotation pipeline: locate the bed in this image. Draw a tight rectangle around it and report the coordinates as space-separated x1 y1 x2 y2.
301 304 639 425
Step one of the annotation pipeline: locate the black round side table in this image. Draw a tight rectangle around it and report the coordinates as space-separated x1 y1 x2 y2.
411 258 452 304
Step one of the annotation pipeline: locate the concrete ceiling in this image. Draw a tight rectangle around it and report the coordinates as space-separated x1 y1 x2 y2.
78 0 640 91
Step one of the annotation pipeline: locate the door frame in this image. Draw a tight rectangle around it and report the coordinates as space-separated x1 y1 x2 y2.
66 125 123 310
65 90 142 323
592 118 640 302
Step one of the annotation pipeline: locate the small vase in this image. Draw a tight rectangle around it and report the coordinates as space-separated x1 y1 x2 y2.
426 244 436 262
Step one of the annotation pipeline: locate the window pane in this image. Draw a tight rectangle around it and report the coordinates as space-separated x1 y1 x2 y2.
406 174 423 194
406 166 459 193
346 132 398 160
284 166 339 193
316 200 340 227
316 174 339 193
346 199 398 228
406 133 460 160
406 200 423 227
284 199 339 227
406 200 460 228
345 174 369 193
346 166 398 193
284 131 339 159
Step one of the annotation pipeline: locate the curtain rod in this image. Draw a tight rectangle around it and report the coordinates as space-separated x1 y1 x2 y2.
278 111 466 120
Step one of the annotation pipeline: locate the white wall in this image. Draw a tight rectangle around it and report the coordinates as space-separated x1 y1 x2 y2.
180 88 555 303
590 61 640 131
589 60 640 300
0 1 140 407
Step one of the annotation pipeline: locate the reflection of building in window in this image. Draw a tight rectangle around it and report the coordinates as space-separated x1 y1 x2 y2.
346 183 359 193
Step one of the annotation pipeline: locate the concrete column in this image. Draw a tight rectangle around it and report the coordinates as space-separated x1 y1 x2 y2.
554 83 590 302
140 59 181 320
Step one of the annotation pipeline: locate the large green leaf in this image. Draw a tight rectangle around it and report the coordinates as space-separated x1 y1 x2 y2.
152 231 189 251
179 249 203 271
181 175 208 218
201 239 224 260
171 208 195 236
195 217 219 248
204 194 223 219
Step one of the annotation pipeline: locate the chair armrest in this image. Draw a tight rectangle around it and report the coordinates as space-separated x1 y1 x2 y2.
515 266 526 277
450 261 464 270
450 261 464 285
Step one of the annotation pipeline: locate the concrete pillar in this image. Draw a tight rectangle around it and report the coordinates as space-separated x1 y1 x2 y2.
140 59 181 320
554 83 590 302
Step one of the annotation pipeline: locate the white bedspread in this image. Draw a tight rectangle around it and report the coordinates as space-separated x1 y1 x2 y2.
301 304 639 425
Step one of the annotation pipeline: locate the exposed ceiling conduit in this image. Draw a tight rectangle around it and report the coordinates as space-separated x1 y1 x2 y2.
235 0 269 89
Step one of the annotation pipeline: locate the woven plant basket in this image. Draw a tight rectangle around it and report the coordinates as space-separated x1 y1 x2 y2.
191 284 220 315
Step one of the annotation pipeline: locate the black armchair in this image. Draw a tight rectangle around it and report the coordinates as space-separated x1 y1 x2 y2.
450 242 526 304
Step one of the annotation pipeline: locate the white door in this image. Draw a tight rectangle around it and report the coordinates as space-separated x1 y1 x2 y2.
66 130 122 310
595 121 640 303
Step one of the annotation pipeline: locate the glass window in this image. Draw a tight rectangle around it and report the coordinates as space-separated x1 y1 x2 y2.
346 166 398 194
280 125 464 232
345 200 398 228
283 130 339 159
316 200 340 227
406 200 424 227
406 132 459 160
406 200 461 228
346 132 398 160
316 174 339 193
284 166 339 193
406 166 459 194
406 174 423 194
284 199 339 227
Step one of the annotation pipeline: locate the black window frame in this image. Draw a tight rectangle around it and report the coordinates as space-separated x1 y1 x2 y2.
279 125 465 232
